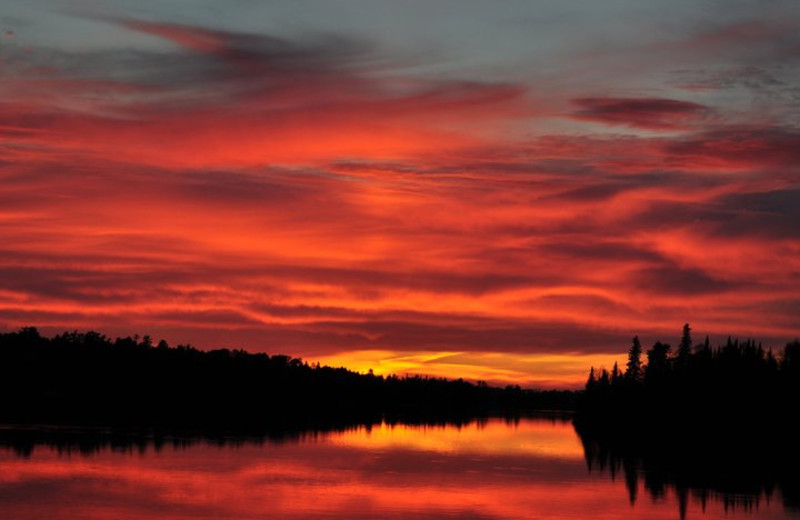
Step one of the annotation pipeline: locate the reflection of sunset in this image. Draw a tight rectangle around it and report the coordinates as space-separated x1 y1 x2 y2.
331 418 584 459
0 418 792 520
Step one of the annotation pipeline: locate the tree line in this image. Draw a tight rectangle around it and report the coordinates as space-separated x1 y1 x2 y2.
578 323 798 431
0 327 576 431
575 324 800 518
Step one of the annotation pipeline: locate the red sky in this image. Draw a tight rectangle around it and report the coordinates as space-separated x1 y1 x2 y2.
1 2 799 387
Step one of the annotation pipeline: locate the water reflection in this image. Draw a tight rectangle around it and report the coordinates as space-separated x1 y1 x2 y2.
0 418 795 520
576 424 800 519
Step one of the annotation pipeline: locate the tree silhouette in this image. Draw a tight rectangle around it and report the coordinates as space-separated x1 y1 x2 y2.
625 336 643 383
598 368 610 389
0 327 578 430
575 324 800 519
785 340 800 371
677 323 692 364
645 341 671 383
611 362 620 386
586 367 597 391
577 323 799 439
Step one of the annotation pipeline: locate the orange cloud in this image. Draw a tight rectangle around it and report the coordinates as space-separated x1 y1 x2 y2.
1 15 799 387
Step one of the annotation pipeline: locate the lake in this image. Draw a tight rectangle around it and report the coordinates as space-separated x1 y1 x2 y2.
0 417 795 519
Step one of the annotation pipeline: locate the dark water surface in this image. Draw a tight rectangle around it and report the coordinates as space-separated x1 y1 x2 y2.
0 417 796 519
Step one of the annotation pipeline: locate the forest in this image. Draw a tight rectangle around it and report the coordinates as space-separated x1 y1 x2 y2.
575 324 800 518
0 327 575 431
576 323 799 434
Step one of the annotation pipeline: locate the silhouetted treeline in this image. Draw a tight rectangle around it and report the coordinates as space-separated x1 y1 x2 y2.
576 324 799 435
574 324 800 518
0 327 576 431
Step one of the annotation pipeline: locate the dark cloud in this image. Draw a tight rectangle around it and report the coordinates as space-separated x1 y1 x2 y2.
625 187 800 242
0 246 546 310
529 293 635 315
107 18 526 120
570 97 711 130
141 309 263 328
538 240 665 265
110 19 383 108
763 299 800 322
174 169 326 206
119 18 370 67
548 183 628 202
713 188 800 239
665 126 800 168
632 266 738 296
629 199 732 232
0 308 102 326
265 265 538 297
247 303 486 326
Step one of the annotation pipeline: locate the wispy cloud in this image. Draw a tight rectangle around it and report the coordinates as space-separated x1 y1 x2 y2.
1 8 799 387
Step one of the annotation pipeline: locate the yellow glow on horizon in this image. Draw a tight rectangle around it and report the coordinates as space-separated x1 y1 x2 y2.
309 349 624 389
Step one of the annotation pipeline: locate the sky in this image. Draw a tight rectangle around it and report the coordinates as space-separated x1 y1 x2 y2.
1 1 799 388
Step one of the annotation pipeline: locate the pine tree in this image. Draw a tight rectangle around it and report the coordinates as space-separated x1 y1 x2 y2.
646 341 672 382
678 323 692 361
611 362 621 386
625 336 643 382
587 367 597 391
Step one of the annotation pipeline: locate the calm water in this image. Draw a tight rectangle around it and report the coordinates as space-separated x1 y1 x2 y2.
0 418 796 520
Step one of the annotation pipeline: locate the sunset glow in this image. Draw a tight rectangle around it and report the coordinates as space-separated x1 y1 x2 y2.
1 1 799 387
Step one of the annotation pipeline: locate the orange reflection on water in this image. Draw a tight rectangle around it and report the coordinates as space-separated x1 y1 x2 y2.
0 419 793 520
332 417 584 459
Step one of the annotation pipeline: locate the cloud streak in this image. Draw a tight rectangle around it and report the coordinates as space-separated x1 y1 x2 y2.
570 97 711 130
